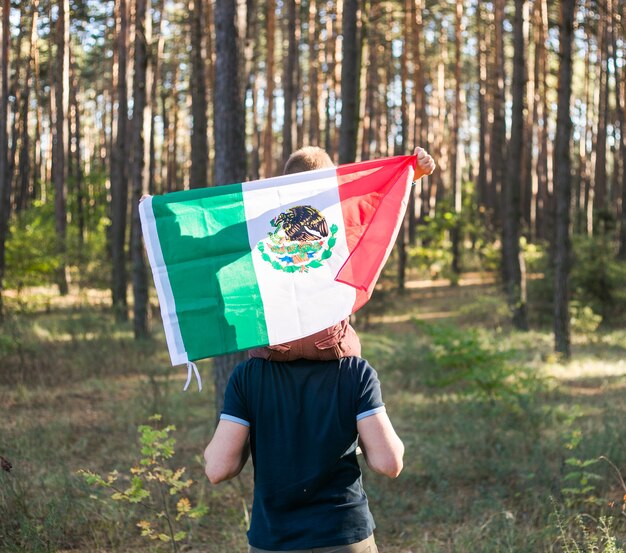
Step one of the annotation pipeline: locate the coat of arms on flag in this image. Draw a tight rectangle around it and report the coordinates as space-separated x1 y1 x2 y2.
257 206 338 273
139 154 423 375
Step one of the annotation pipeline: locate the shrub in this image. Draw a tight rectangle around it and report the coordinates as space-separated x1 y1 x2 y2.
414 321 540 403
526 236 626 327
456 293 511 329
80 414 207 552
553 507 625 553
570 235 626 323
569 301 602 338
6 173 113 292
5 202 61 290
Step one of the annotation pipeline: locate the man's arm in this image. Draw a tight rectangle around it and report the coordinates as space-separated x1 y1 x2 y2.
357 411 404 478
204 420 250 484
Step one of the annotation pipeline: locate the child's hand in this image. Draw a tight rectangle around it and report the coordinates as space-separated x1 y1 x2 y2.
414 147 436 176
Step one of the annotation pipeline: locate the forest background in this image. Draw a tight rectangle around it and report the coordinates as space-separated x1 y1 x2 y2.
1 0 626 551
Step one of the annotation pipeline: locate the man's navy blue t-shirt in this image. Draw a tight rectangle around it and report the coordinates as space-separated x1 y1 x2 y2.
220 356 385 551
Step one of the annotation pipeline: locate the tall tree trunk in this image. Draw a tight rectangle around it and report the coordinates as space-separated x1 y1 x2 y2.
0 0 10 319
102 69 112 174
16 0 39 213
166 63 180 192
205 0 215 152
503 0 529 330
149 0 166 194
244 0 260 179
520 0 533 234
295 16 304 151
593 13 609 216
616 6 626 258
282 0 297 165
397 0 410 290
130 0 150 339
606 0 619 220
111 0 129 321
412 0 428 231
323 5 336 156
361 1 380 162
32 19 42 203
190 0 209 189
575 33 590 234
431 21 447 209
69 55 85 251
553 0 575 357
46 8 55 191
8 7 25 211
262 0 275 177
491 0 506 231
530 0 544 239
332 1 343 157
213 0 248 423
162 91 171 191
450 0 463 277
338 0 359 164
536 0 551 240
53 0 70 295
355 2 367 160
404 0 420 245
308 0 320 146
476 1 489 225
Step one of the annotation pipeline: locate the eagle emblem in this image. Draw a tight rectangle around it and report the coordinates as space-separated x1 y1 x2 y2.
257 205 338 273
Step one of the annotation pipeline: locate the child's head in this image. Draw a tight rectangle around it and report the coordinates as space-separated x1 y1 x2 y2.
283 147 334 175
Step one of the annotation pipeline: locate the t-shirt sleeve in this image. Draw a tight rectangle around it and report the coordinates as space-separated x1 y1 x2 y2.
220 363 251 427
356 362 386 421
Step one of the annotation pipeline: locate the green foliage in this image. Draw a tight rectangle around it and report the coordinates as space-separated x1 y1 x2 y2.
553 507 625 553
526 235 626 327
555 426 626 551
414 321 538 403
0 460 101 553
570 236 626 323
570 301 602 337
409 200 456 279
4 283 626 552
80 414 208 552
562 456 603 509
456 293 511 329
560 427 604 510
69 214 112 289
408 239 453 280
5 201 61 289
5 170 112 292
521 238 547 273
409 184 501 279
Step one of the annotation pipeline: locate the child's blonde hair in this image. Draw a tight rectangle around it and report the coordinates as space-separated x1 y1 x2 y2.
283 146 334 175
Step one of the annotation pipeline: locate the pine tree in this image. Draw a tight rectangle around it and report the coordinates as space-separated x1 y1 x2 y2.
213 0 248 423
553 0 576 357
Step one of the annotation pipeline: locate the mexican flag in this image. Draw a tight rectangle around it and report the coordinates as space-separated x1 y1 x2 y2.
140 155 422 367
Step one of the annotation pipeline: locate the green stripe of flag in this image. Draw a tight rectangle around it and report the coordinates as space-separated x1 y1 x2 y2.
152 183 269 360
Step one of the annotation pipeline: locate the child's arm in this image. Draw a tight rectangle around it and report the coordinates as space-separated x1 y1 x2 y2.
413 147 436 179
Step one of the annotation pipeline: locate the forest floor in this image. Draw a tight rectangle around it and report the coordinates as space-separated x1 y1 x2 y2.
1 274 626 552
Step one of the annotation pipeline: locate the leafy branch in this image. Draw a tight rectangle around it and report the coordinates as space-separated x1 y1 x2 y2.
79 414 208 552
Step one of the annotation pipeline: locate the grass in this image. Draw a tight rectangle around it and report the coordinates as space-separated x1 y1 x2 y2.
1 279 625 552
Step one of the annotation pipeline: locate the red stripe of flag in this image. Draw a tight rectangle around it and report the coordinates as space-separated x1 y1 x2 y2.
335 155 418 312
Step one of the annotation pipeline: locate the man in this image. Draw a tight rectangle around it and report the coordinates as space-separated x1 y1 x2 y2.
204 147 435 553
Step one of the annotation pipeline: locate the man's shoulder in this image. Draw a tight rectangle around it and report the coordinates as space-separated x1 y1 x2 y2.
231 357 262 376
339 356 377 374
232 355 376 376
